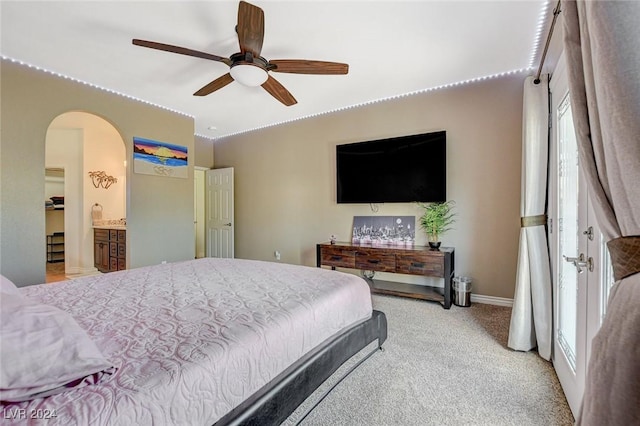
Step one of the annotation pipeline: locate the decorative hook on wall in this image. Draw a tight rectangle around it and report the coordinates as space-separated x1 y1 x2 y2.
88 171 118 189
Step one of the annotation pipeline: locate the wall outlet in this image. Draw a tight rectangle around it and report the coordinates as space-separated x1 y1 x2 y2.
274 251 281 260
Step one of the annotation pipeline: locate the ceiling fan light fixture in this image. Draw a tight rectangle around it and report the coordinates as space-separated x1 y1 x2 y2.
230 63 268 87
132 2 347 105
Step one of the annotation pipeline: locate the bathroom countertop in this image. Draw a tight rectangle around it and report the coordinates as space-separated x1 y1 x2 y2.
92 219 126 230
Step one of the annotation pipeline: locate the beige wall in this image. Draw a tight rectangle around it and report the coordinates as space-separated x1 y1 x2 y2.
214 73 525 299
0 60 196 286
45 128 85 274
195 135 215 169
50 112 127 222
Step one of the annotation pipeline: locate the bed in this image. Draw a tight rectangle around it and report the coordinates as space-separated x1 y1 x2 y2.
0 258 387 425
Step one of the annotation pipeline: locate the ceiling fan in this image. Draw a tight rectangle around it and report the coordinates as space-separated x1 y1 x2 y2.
133 1 348 106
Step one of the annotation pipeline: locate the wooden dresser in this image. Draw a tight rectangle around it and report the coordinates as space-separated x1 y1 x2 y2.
94 228 126 273
317 242 455 309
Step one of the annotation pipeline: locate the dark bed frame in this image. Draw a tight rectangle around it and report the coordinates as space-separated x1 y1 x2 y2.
215 310 388 425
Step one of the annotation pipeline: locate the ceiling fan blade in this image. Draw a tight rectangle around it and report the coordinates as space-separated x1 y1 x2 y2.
269 59 349 75
237 1 264 57
193 73 235 96
262 75 297 106
133 39 231 66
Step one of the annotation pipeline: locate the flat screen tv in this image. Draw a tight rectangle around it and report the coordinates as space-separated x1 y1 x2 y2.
336 131 446 203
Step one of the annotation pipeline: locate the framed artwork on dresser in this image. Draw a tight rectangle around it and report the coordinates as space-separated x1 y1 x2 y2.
352 216 415 245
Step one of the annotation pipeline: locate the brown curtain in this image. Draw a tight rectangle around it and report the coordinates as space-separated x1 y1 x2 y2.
562 1 640 424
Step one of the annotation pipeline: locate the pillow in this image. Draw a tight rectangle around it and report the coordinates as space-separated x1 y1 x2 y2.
0 288 117 402
0 274 21 296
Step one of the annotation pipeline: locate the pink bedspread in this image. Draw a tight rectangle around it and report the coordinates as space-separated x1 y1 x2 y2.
2 258 372 425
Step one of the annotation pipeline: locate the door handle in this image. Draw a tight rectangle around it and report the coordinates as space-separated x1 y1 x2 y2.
223 223 232 226
563 253 594 273
582 226 594 241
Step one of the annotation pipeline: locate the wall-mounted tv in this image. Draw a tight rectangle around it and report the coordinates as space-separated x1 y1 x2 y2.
336 131 446 203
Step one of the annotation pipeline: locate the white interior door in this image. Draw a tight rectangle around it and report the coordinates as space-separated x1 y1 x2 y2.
549 54 614 417
205 167 234 258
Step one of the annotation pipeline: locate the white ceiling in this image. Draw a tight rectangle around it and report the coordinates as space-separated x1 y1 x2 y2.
1 1 550 139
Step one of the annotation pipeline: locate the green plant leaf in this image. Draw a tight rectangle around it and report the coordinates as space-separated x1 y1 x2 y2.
417 200 456 240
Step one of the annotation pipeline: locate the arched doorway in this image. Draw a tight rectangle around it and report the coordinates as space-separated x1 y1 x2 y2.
45 112 126 281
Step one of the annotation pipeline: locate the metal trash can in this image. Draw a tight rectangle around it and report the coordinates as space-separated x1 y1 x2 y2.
452 276 472 307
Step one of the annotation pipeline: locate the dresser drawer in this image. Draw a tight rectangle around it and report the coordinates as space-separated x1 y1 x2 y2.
109 257 118 271
396 253 444 277
355 251 396 272
109 242 118 257
94 229 109 241
320 246 356 268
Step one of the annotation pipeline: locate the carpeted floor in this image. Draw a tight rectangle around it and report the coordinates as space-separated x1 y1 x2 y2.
286 295 574 426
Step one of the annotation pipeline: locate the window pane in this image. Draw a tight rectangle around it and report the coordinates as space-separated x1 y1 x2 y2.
557 94 578 371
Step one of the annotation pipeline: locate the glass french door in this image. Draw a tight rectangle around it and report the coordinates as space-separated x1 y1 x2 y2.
549 54 615 417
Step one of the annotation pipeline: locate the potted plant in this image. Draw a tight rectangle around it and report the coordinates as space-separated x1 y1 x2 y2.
418 200 456 249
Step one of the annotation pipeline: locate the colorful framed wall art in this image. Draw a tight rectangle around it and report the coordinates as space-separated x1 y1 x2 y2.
133 137 188 178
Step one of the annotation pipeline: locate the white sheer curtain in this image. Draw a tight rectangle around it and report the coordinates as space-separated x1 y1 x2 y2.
507 76 552 360
563 1 640 423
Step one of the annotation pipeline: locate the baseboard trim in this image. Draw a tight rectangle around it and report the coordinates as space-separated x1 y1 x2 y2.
470 294 513 307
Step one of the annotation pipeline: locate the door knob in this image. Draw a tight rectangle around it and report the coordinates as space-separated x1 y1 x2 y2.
563 253 594 273
223 223 232 226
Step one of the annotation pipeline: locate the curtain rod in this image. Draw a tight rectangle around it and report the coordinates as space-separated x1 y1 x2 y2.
534 0 562 84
